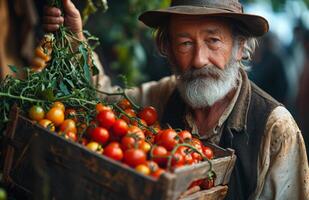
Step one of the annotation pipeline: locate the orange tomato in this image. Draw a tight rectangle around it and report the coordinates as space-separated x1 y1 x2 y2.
35 47 51 61
38 119 55 132
59 119 77 133
46 107 65 126
96 103 111 113
52 101 65 112
135 164 151 175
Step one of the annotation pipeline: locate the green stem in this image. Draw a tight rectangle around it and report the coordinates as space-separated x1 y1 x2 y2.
0 92 47 103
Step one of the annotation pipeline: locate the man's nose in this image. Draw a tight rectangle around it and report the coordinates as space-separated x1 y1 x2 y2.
192 43 210 69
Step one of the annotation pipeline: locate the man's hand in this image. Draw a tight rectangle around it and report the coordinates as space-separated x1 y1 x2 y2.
43 0 84 40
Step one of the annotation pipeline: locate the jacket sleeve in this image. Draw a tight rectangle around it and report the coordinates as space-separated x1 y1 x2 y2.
253 106 309 200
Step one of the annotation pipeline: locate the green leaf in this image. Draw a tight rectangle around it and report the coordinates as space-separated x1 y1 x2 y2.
8 65 18 73
59 81 70 95
40 88 55 101
78 45 91 83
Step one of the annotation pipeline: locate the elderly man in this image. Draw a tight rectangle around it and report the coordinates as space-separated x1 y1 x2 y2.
44 0 309 199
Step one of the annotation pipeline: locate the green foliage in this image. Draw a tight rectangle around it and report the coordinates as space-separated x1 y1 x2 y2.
85 0 171 86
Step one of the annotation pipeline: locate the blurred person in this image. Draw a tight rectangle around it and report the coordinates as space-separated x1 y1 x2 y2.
44 0 309 199
296 29 309 158
249 32 288 104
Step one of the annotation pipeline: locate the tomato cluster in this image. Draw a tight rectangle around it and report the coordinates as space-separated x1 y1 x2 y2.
28 101 80 142
29 99 215 185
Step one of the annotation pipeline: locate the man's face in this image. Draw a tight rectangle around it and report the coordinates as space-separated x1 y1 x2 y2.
168 15 243 108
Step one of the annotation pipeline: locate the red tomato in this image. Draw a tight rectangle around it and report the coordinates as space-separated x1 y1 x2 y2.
96 103 111 113
120 108 136 124
200 178 215 189
151 146 168 167
127 126 145 140
121 135 137 150
156 129 179 151
188 179 203 189
123 149 147 168
103 142 123 161
176 146 194 165
171 152 185 168
203 146 214 160
112 119 128 137
138 106 158 126
118 98 131 110
151 168 165 179
178 130 192 143
90 127 109 145
96 110 116 129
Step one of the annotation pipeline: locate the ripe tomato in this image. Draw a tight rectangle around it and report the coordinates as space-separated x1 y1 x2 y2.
138 140 151 153
145 161 159 173
151 145 168 167
112 119 128 137
96 110 116 129
104 142 124 161
135 164 151 175
52 101 65 112
28 105 45 122
120 108 136 124
176 146 194 165
127 126 145 140
178 130 192 143
90 127 110 145
96 103 111 113
188 179 203 189
59 119 77 133
171 152 185 168
38 119 55 132
123 148 147 168
64 108 78 122
137 106 158 126
121 135 137 150
35 46 51 61
203 146 214 160
64 131 77 142
156 129 179 151
151 168 165 179
86 141 103 154
131 118 147 128
191 138 203 152
200 178 215 189
118 98 131 110
46 107 65 126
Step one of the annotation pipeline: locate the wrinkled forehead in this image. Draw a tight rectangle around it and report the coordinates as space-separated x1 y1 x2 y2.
169 15 233 36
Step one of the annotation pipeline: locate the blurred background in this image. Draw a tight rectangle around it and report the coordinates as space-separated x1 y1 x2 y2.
1 0 309 152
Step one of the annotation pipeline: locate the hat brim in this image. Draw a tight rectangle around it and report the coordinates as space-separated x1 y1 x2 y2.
138 6 269 37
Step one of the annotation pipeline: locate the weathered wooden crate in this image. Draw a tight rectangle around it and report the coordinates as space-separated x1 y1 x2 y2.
2 108 236 200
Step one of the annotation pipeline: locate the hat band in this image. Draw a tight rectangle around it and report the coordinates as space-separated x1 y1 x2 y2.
171 0 243 13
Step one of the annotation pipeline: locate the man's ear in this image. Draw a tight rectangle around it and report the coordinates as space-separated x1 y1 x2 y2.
236 39 245 61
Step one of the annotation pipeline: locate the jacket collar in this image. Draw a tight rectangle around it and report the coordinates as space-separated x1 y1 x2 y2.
225 68 251 133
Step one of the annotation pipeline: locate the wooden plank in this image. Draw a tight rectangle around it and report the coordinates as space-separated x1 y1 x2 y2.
181 185 228 200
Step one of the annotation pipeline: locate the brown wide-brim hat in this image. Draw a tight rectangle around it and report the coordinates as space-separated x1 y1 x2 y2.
139 0 269 37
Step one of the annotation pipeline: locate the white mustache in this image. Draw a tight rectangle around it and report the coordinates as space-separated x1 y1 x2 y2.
180 65 226 81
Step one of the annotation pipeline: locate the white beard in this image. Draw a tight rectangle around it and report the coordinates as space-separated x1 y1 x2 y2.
174 57 240 109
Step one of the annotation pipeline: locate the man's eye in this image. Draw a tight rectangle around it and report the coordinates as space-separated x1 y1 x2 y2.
176 41 193 53
180 41 193 46
208 38 220 44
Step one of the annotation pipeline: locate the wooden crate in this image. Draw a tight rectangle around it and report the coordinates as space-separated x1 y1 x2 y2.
2 108 236 200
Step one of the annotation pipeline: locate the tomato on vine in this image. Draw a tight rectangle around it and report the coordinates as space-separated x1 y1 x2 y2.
104 142 124 161
96 110 116 129
112 119 128 137
46 107 65 126
29 105 45 122
90 127 110 145
138 106 158 126
123 148 147 168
